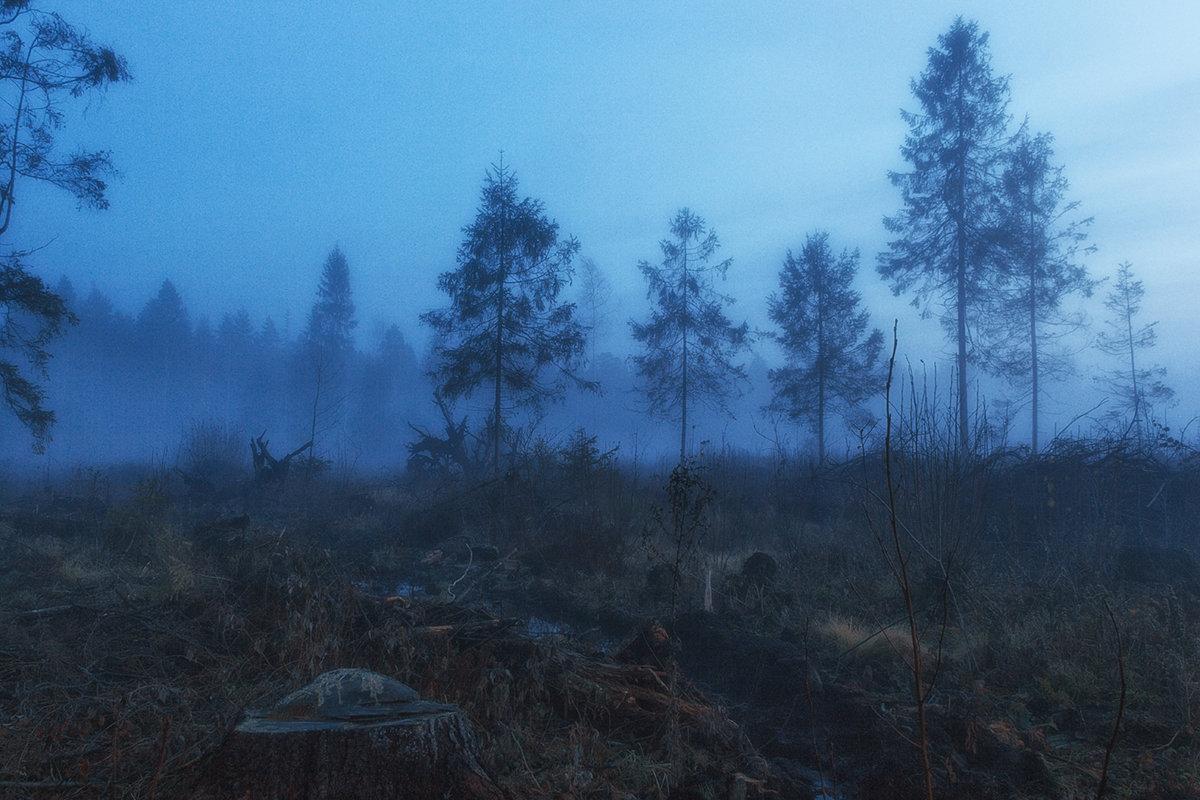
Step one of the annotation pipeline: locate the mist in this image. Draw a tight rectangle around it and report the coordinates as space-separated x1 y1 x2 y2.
4 5 1200 798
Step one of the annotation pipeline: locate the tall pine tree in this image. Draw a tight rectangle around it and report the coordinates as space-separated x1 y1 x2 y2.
878 17 1011 450
301 246 357 459
981 127 1094 453
630 208 749 461
1095 261 1173 449
304 246 356 358
0 4 129 449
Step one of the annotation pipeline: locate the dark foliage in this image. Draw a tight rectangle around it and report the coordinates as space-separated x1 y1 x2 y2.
299 246 359 460
303 246 357 359
25 278 424 470
879 17 1011 449
0 3 129 448
978 127 1094 453
1095 261 1174 449
0 251 74 450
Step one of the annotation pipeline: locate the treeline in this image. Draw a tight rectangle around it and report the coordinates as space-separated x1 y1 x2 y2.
24 258 427 470
0 13 1183 473
413 18 1178 473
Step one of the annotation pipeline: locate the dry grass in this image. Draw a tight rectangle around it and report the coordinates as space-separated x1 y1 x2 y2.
0 507 761 800
817 612 928 669
3 439 1200 798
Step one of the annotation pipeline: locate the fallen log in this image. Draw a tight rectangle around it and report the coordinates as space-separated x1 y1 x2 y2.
567 660 740 743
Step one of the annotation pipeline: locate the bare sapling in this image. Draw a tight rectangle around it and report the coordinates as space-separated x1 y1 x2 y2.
870 323 936 800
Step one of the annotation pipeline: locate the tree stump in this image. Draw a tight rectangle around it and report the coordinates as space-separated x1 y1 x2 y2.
202 668 503 800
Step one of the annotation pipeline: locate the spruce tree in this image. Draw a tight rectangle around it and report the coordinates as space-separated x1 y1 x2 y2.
421 158 589 475
630 208 749 461
981 127 1094 453
0 4 129 449
878 17 1011 450
768 232 883 464
301 246 358 459
1095 261 1173 449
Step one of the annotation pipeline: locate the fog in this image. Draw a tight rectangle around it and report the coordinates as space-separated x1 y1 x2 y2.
3 1 1198 474
8 8 1200 797
0 254 1172 477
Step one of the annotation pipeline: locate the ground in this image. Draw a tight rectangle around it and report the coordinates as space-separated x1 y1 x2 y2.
1 448 1198 799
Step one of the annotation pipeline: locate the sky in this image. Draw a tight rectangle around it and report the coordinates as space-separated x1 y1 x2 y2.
10 1 1200 441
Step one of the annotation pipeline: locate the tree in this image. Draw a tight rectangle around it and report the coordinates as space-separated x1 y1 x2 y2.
0 251 72 449
1095 261 1173 449
352 324 419 459
75 284 134 362
630 208 749 461
301 246 358 460
248 315 286 425
768 232 883 465
576 256 612 373
979 127 1094 453
421 157 589 474
0 3 129 449
219 309 255 355
214 308 256 417
878 17 1011 450
304 246 356 357
136 279 192 384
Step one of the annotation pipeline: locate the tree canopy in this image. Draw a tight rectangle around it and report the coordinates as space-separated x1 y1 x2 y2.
300 246 358 460
979 126 1094 452
768 232 883 464
304 246 357 358
1095 261 1173 448
0 2 129 450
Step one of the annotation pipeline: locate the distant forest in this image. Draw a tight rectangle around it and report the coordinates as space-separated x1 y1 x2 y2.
9 272 430 471
7 267 746 473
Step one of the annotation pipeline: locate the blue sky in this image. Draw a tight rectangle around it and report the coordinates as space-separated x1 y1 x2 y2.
11 1 1200 430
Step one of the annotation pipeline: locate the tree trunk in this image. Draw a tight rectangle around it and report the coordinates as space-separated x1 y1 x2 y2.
1125 300 1141 448
954 124 970 454
680 251 690 464
816 302 826 466
956 226 969 453
1030 259 1039 455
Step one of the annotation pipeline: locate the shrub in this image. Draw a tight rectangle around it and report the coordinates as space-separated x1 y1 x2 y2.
177 419 246 496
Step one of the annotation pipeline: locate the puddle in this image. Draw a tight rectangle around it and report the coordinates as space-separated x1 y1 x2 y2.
772 759 844 800
525 616 572 638
392 581 428 598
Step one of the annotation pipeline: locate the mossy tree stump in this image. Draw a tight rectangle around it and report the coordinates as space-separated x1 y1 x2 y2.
203 668 503 800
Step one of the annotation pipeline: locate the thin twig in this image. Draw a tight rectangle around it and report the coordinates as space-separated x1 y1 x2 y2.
146 713 170 800
16 604 75 618
1096 600 1126 800
882 322 936 800
445 543 474 600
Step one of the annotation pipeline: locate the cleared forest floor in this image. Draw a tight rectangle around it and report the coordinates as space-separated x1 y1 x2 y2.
1 448 1198 799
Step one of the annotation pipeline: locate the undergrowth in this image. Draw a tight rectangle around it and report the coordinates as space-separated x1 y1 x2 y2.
0 431 1197 798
